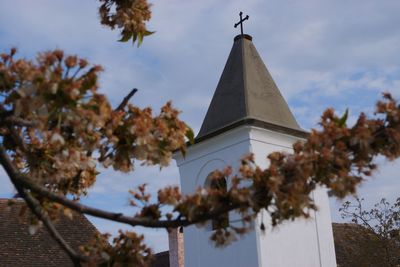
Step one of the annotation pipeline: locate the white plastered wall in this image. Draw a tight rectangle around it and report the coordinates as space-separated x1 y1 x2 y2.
174 126 337 267
249 127 337 267
175 127 260 267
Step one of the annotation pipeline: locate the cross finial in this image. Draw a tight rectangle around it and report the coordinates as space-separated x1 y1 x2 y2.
234 12 249 36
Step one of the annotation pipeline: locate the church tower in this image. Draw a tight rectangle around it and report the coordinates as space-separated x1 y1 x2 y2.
174 33 337 267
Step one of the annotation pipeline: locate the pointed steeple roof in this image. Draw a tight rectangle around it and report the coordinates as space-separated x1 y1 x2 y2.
196 34 307 141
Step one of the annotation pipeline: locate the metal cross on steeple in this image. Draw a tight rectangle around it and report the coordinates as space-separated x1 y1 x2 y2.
234 12 249 36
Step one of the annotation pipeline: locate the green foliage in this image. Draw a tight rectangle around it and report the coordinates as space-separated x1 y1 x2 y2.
99 0 154 47
334 108 348 127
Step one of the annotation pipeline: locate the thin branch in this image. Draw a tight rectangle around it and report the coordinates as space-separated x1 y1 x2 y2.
115 88 138 111
0 142 239 229
2 116 39 127
22 190 86 267
71 67 83 79
19 173 239 228
0 145 86 266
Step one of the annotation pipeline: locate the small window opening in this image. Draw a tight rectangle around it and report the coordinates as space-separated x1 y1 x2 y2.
205 173 229 230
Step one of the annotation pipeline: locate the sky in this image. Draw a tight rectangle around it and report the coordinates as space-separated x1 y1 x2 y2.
0 0 399 253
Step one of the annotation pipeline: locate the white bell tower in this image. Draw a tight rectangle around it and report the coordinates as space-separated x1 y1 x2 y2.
174 34 337 267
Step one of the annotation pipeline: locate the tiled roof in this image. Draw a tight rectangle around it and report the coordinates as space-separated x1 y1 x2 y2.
333 223 400 267
0 198 99 267
151 251 170 267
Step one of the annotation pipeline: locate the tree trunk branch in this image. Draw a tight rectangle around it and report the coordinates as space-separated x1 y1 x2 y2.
17 172 239 228
22 190 86 266
3 161 239 229
0 145 87 266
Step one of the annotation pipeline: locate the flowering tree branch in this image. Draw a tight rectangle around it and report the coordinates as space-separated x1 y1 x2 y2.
1 48 400 265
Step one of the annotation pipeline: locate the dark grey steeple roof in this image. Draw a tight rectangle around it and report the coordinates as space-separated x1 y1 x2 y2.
196 34 307 141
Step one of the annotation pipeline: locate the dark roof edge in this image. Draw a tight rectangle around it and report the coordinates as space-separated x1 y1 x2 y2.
234 34 253 41
153 251 169 257
195 118 309 143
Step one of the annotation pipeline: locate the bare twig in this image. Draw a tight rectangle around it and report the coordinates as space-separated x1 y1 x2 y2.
115 88 138 111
